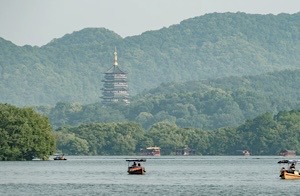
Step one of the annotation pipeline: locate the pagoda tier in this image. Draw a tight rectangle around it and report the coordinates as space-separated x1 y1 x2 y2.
101 48 130 105
103 83 128 88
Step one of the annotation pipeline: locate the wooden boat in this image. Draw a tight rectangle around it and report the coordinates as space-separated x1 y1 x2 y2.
278 160 300 179
53 154 67 160
280 170 300 180
126 159 146 175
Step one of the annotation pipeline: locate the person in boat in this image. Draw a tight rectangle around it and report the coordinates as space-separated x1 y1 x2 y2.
280 167 286 178
56 154 65 160
132 162 137 167
289 163 296 172
138 163 141 167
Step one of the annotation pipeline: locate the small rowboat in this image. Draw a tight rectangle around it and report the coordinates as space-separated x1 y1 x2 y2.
53 154 67 160
280 170 300 180
126 159 146 175
278 160 300 179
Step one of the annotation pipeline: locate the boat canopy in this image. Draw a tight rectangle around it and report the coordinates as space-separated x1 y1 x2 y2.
126 159 146 162
278 160 300 164
146 147 160 150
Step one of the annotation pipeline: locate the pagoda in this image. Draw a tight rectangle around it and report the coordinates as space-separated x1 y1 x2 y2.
101 48 130 105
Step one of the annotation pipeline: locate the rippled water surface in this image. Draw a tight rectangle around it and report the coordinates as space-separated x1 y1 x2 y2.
1 156 299 196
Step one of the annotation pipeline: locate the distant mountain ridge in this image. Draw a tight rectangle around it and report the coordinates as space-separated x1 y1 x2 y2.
0 12 299 106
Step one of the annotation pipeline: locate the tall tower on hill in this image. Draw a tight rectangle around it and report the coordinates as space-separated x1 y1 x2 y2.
101 48 130 105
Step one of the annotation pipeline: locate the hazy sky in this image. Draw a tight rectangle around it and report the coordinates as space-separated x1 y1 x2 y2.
1 0 299 46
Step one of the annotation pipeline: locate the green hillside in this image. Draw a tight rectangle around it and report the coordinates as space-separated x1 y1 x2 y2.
0 12 299 106
53 110 300 155
41 69 300 130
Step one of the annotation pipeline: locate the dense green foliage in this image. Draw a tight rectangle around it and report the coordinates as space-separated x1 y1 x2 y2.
55 110 300 155
0 104 55 160
39 69 300 130
0 12 299 106
236 111 300 155
55 122 144 155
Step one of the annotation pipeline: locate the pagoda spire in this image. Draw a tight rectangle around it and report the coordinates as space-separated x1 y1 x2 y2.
113 47 118 66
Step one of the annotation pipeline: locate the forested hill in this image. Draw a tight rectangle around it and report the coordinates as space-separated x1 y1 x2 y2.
0 12 299 106
44 69 300 130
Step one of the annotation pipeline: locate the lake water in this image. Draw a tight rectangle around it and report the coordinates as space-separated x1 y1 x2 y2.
0 156 299 196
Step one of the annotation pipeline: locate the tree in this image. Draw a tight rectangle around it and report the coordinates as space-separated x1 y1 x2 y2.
0 104 55 160
237 112 280 155
54 132 89 155
147 122 186 155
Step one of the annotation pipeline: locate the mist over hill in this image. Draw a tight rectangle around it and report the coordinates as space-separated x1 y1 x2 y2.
0 12 299 106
